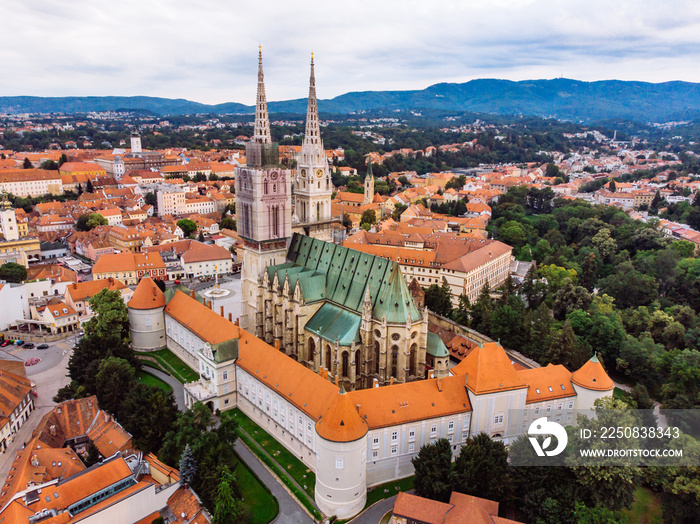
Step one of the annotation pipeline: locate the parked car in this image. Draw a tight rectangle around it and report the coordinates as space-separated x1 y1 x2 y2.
0 340 12 347
37 344 49 350
23 343 35 349
15 340 24 346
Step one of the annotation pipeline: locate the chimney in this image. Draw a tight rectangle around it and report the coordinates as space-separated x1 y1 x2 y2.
437 377 443 392
104 412 110 422
390 377 395 386
274 339 280 351
373 378 379 388
220 305 224 316
234 317 239 326
334 375 339 387
190 290 195 299
49 425 56 436
228 312 232 322
318 367 324 377
324 368 329 380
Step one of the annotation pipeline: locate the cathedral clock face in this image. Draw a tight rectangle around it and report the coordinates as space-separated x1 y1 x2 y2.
316 169 323 178
300 169 307 178
271 171 278 180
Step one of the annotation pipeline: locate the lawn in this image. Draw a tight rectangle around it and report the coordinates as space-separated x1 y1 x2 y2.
225 409 322 520
623 486 663 524
231 451 279 524
365 476 414 509
136 370 172 394
150 348 199 383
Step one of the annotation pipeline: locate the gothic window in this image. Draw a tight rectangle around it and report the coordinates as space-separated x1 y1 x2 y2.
308 338 315 362
355 349 361 378
325 345 332 370
341 352 349 377
409 343 417 377
391 333 400 341
264 179 269 195
317 202 321 220
273 184 277 193
374 341 380 374
391 345 399 378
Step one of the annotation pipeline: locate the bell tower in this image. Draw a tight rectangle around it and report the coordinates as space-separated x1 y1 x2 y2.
293 53 334 241
236 48 293 333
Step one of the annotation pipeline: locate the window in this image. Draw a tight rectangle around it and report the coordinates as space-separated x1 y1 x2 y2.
546 405 552 413
223 371 228 380
391 446 398 456
568 401 574 409
391 431 398 443
448 421 454 433
372 436 379 448
557 403 563 411
494 414 504 425
372 450 378 459
534 407 540 415
408 443 415 453
335 457 344 469
430 424 437 436
144 316 151 327
408 428 415 441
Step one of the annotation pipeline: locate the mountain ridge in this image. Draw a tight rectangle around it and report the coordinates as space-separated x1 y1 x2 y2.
3 78 700 123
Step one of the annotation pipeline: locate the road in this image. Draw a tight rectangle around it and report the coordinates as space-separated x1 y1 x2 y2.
0 339 72 482
142 366 187 411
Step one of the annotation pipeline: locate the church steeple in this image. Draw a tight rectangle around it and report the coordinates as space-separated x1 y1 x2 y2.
254 46 271 144
303 53 322 149
363 160 374 205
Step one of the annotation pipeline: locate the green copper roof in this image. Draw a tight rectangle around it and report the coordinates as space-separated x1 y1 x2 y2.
164 284 204 304
373 263 423 323
211 338 239 363
305 302 361 346
427 332 449 358
276 233 422 323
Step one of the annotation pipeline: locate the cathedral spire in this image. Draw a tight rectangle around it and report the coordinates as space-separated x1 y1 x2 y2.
254 46 271 144
303 53 322 149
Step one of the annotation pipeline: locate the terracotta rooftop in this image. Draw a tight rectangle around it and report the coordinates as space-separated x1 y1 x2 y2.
316 388 368 443
571 354 614 391
128 276 166 310
451 343 527 395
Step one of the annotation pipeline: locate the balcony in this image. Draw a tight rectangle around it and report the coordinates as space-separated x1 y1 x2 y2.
184 380 216 402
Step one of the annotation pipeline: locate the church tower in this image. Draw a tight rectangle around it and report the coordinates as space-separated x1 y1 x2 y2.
363 161 374 205
0 191 19 242
292 54 334 242
236 48 293 333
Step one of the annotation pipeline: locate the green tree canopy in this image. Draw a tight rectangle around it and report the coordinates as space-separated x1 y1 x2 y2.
0 262 27 283
177 219 198 238
412 438 453 502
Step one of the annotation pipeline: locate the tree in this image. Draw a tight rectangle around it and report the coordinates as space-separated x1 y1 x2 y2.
412 438 453 502
220 217 236 230
84 288 130 340
213 465 245 524
424 279 452 317
452 433 511 503
198 230 205 242
179 444 197 486
22 157 32 169
120 383 178 453
451 293 470 326
546 320 590 369
545 163 561 179
58 153 68 167
83 440 101 467
608 180 616 192
94 357 136 416
77 183 83 195
145 192 157 207
497 220 527 247
40 159 59 170
552 282 592 321
392 203 408 221
470 282 494 334
0 262 27 283
177 219 198 238
360 209 376 226
86 178 94 193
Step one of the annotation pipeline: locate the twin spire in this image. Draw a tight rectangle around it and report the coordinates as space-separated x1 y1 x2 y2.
254 48 322 153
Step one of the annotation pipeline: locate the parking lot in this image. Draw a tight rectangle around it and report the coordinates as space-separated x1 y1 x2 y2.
2 335 79 376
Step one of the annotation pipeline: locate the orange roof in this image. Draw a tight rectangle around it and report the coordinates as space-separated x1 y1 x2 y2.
451 343 526 395
235 328 336 421
316 389 368 443
181 243 232 264
128 277 166 310
93 252 165 274
65 278 126 302
165 290 238 345
46 300 77 319
393 492 454 524
571 354 614 391
517 364 576 404
0 369 32 420
349 374 471 429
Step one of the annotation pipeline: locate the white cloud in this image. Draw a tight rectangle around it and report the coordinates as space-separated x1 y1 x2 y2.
2 0 700 105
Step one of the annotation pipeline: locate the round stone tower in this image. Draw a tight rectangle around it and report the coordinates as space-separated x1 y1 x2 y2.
128 276 166 350
315 387 368 520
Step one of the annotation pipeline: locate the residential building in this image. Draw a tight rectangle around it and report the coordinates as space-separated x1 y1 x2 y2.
92 252 166 285
0 170 63 197
391 491 522 524
0 369 34 453
64 278 132 318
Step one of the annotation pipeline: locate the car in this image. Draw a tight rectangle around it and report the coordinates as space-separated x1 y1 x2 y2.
23 343 35 349
174 280 181 284
15 340 24 346
37 344 49 350
0 340 11 347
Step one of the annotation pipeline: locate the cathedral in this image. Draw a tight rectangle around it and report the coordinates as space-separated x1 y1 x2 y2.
236 51 447 391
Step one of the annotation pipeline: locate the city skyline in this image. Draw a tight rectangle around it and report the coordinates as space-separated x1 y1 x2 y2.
3 1 700 104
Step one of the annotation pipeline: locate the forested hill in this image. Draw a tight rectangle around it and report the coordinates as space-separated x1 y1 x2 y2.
4 78 700 122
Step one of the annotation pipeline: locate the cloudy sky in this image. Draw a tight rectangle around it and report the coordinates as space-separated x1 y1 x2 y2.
3 0 700 105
